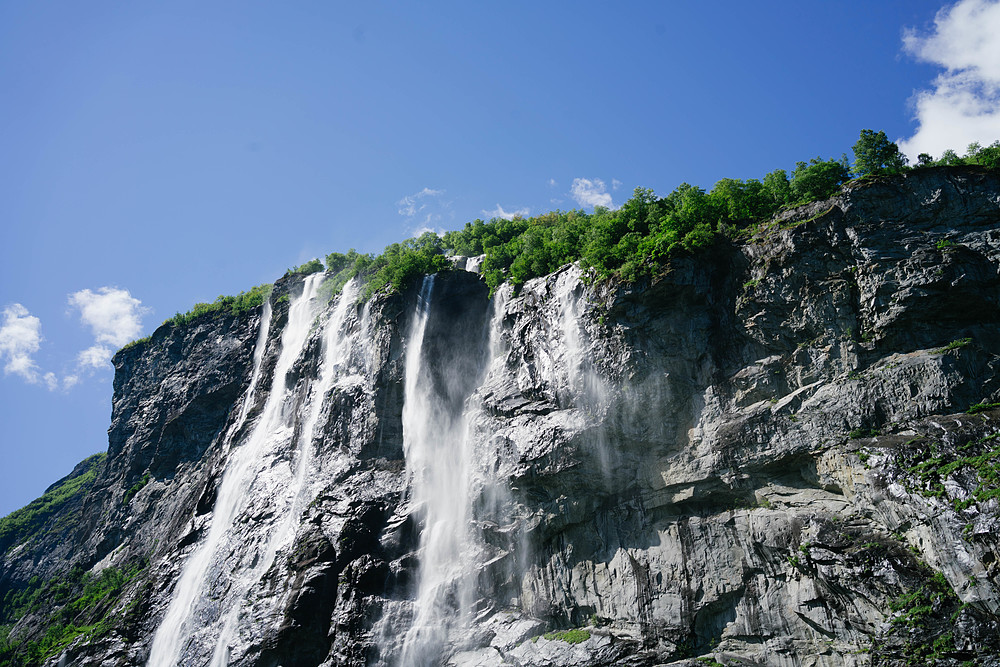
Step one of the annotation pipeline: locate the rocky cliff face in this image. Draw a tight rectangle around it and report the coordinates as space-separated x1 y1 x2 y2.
3 166 1000 666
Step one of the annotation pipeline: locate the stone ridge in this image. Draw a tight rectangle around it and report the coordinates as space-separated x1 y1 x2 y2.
1 166 1000 666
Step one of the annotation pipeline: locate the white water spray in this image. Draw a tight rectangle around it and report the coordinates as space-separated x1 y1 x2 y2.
148 274 324 667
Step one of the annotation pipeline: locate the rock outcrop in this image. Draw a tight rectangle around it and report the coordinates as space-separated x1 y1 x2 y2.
3 166 1000 666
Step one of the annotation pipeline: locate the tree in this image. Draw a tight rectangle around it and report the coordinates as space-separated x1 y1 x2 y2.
762 169 791 206
852 129 908 177
790 158 850 202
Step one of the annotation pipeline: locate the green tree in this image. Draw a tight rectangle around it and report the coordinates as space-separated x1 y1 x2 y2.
938 149 965 166
852 129 908 176
790 157 850 202
966 140 1000 169
762 169 791 206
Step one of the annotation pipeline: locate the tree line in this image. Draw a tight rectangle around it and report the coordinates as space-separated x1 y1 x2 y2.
153 130 1000 337
315 131 1000 296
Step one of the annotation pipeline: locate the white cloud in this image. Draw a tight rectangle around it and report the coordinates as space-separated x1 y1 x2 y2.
69 287 148 369
77 345 113 370
62 374 80 390
612 178 623 191
397 187 445 217
483 203 530 220
43 371 58 391
0 303 42 383
548 178 558 188
570 178 614 209
899 0 1000 159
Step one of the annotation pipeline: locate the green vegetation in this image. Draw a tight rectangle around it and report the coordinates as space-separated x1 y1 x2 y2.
285 258 325 276
151 131 1000 328
122 472 151 505
848 428 880 440
884 570 959 663
914 140 1000 169
0 560 147 666
321 234 453 301
853 129 908 177
530 628 591 645
164 283 273 328
967 402 1000 415
544 628 591 644
437 162 844 294
0 454 105 554
901 433 1000 510
118 335 151 352
933 337 971 354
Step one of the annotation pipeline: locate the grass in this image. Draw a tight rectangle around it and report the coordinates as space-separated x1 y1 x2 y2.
543 628 591 644
529 628 592 645
933 337 971 354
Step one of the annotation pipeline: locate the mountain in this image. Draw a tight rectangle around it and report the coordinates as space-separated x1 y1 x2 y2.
3 166 1000 666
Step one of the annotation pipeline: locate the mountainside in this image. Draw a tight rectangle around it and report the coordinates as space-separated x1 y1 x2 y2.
4 166 1000 666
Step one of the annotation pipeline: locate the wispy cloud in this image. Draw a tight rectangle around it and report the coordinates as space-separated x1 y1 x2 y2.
396 187 445 217
570 178 614 209
397 187 453 235
548 178 558 188
612 178 623 191
69 287 148 369
483 203 530 220
899 0 1000 159
0 304 43 383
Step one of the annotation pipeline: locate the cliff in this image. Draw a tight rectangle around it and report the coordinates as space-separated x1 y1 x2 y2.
3 166 1000 666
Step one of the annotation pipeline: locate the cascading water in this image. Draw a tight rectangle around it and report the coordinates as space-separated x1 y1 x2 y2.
210 278 361 666
148 274 325 667
553 267 612 474
397 274 501 666
399 275 471 665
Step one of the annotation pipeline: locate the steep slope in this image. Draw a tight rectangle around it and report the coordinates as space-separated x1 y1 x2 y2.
2 166 1000 666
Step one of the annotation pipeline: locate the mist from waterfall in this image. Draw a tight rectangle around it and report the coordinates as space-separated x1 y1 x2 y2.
148 274 324 667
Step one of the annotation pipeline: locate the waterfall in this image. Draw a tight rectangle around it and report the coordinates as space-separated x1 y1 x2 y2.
396 275 512 666
553 267 612 474
148 274 325 667
399 275 471 666
210 278 361 666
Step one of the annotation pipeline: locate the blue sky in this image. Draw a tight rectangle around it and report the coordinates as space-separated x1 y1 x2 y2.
2 1 1000 516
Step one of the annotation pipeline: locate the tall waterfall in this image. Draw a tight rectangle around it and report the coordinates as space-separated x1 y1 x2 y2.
148 274 328 667
397 275 501 666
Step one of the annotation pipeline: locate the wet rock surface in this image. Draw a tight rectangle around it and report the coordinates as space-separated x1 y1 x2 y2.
3 167 1000 666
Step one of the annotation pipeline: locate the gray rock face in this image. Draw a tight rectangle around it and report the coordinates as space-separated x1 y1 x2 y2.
4 166 1000 666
